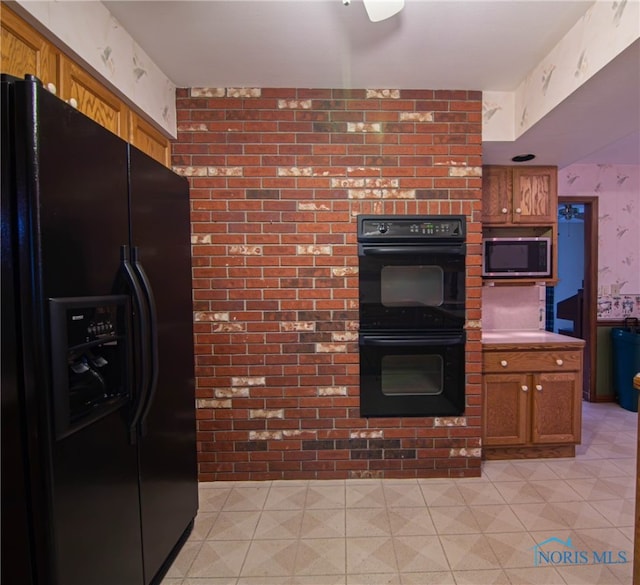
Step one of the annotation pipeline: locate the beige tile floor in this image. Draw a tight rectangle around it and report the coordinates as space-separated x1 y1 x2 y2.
161 401 637 584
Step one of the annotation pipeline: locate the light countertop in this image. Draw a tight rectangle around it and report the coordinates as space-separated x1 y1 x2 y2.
482 330 586 346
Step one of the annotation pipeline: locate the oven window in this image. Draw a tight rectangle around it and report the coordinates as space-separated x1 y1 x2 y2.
381 354 443 396
380 265 443 307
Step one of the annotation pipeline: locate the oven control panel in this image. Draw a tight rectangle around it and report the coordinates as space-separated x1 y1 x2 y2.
358 215 465 241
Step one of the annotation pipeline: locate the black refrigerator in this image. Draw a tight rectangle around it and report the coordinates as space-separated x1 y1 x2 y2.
1 75 198 585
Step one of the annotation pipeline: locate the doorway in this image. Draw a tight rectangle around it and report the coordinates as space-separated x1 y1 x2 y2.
550 197 598 401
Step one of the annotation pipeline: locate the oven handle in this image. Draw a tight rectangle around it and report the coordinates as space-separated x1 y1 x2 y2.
360 334 465 347
360 245 465 256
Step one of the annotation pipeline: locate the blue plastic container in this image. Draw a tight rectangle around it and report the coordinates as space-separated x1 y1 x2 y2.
611 320 640 412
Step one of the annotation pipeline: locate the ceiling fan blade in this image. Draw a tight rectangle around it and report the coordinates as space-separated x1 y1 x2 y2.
363 0 405 22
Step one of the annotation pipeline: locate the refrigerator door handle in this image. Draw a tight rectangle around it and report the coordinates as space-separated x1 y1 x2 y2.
132 247 158 437
119 245 150 444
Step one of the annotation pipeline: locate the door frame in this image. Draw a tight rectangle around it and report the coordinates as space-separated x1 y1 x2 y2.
558 196 598 401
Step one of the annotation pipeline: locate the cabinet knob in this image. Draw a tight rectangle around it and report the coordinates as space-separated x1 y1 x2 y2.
515 207 522 214
67 98 78 109
535 384 543 391
556 359 564 366
46 82 57 95
500 360 508 367
501 208 508 214
521 385 529 392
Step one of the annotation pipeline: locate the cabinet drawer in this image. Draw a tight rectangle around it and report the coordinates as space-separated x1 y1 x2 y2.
483 350 582 373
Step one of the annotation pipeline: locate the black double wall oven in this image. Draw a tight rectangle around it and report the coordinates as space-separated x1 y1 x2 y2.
358 215 466 417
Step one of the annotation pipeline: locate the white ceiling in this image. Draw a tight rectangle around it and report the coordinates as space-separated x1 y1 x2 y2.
104 0 640 168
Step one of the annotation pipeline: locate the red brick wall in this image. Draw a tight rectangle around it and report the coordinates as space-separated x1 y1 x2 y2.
174 87 484 481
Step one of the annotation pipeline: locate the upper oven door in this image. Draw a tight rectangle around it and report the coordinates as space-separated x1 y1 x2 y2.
359 243 465 331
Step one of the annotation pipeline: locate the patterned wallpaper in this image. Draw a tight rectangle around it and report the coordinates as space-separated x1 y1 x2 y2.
560 163 640 320
484 1 639 144
16 1 638 146
15 0 176 137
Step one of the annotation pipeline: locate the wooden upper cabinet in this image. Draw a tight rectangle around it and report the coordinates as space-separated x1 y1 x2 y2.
481 166 512 224
512 167 558 224
60 56 129 140
2 5 173 167
482 166 557 225
129 111 171 167
1 3 60 90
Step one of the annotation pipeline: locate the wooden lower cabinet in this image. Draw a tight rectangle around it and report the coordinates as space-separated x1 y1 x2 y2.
483 346 583 459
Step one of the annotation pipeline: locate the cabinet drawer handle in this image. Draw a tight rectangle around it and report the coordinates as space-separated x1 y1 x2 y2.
535 384 543 391
500 360 508 367
515 207 522 214
556 359 564 366
521 385 529 392
501 208 508 214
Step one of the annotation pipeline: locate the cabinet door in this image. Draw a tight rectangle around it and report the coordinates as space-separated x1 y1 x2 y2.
482 166 512 224
483 373 529 446
531 372 581 444
1 4 60 90
511 167 557 224
129 111 171 167
60 56 129 139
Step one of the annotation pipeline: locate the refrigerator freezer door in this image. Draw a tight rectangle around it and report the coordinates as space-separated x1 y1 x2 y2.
15 78 144 585
1 74 38 585
128 146 198 584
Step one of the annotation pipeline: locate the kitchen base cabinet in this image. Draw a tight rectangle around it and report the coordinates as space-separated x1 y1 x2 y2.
482 346 583 459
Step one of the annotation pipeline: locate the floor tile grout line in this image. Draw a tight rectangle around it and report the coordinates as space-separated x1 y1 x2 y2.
343 480 348 580
234 480 273 580
380 475 403 576
290 480 310 578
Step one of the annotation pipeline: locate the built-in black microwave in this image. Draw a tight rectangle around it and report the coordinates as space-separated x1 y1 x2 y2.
482 237 551 278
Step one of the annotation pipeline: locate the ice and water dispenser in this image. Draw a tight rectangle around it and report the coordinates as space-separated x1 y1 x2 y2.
49 296 131 439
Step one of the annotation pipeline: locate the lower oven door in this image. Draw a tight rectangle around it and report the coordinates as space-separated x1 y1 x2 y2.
359 332 465 417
